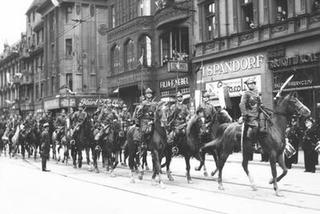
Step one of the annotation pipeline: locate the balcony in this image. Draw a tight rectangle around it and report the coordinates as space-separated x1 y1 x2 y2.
107 67 153 89
194 12 320 59
108 16 153 42
154 0 193 29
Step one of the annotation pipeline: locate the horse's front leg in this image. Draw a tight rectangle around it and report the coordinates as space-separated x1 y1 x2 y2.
276 153 288 183
269 152 282 196
242 152 257 191
184 155 192 183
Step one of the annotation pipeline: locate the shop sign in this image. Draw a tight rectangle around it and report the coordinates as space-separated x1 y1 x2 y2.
269 52 320 70
202 55 264 79
78 97 108 107
273 71 315 90
167 61 189 73
205 75 261 98
44 99 59 110
159 76 189 91
60 98 76 108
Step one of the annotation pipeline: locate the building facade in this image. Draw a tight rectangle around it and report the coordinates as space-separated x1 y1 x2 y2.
37 0 108 113
194 0 320 119
106 0 196 109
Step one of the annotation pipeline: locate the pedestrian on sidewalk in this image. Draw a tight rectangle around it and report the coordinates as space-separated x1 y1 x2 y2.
302 117 319 173
40 123 50 172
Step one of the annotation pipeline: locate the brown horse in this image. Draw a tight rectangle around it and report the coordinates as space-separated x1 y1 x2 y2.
202 92 310 196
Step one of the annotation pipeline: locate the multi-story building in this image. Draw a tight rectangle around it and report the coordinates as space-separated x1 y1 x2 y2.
194 0 320 119
21 0 46 114
106 0 196 108
0 42 23 116
37 0 108 114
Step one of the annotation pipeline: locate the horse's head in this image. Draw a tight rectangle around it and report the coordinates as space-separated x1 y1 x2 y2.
275 92 311 118
155 101 170 127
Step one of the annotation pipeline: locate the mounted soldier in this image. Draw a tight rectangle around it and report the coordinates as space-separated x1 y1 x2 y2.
74 103 88 132
168 91 190 144
239 77 266 159
197 91 217 139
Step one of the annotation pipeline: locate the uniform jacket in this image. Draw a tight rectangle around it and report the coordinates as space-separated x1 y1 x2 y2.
239 89 261 117
302 124 320 151
40 130 50 157
197 102 216 123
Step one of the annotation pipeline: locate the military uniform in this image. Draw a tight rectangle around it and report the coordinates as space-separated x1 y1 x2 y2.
197 92 216 140
239 77 264 160
168 91 189 144
138 88 154 135
302 118 319 173
40 123 50 171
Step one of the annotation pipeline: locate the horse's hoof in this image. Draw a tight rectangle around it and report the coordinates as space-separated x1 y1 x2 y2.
138 174 143 180
73 165 77 169
130 178 135 183
275 192 284 197
204 171 208 177
211 171 217 177
167 174 174 181
145 166 150 171
251 185 258 191
194 167 200 171
187 179 193 184
159 182 165 189
218 185 225 191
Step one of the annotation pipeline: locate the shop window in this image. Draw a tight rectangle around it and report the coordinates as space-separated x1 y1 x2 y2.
111 45 120 73
313 0 320 12
66 73 73 91
65 6 73 23
65 39 73 57
139 0 151 16
241 0 254 31
160 28 189 65
138 35 152 67
275 0 288 22
124 40 135 71
205 1 216 41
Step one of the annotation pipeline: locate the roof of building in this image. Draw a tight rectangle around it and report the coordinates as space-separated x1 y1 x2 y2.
26 0 46 15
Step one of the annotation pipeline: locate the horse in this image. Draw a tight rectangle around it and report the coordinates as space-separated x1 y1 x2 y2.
23 126 41 160
71 117 94 168
148 101 173 186
11 124 24 158
202 92 310 196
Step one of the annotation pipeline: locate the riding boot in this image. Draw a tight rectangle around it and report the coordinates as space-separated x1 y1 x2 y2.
259 113 267 134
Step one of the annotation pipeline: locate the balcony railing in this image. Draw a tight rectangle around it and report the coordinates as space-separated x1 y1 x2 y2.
195 11 320 57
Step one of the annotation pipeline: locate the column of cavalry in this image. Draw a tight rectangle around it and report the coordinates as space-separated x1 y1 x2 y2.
0 76 313 196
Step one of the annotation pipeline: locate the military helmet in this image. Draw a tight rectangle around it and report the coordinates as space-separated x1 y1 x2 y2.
244 77 256 85
202 92 210 98
176 91 183 98
145 88 153 98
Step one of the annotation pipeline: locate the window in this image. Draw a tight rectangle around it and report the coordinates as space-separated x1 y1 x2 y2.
65 39 73 57
51 44 55 61
138 35 152 67
139 0 151 16
276 0 288 22
51 77 55 95
65 6 73 23
66 73 73 91
313 0 320 12
160 28 189 65
242 0 254 30
110 5 116 28
111 45 120 73
125 40 135 71
205 1 216 40
40 83 44 98
35 84 39 99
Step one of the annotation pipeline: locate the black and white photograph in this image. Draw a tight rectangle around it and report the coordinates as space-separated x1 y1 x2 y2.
0 0 320 213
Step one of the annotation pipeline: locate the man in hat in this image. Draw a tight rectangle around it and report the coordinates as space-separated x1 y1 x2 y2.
145 88 153 103
197 91 217 139
40 123 50 172
75 103 88 128
239 77 266 158
168 91 190 144
54 109 67 130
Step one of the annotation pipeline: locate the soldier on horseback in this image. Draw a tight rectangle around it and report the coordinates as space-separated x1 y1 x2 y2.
168 91 190 145
239 77 266 157
197 91 217 139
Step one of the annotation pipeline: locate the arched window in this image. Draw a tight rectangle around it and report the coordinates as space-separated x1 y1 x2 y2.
111 45 120 73
138 0 151 16
138 35 152 67
124 40 135 71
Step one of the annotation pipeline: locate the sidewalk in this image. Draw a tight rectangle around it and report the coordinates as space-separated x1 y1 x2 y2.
224 150 320 170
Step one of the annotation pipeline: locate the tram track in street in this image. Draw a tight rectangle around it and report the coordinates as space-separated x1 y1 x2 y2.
15 157 320 213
